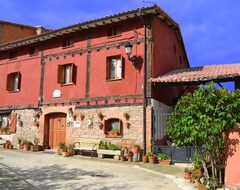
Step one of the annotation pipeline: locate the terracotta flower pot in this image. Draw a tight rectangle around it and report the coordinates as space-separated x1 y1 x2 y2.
9 145 13 149
184 172 191 179
148 155 157 164
62 151 68 157
58 148 63 155
133 146 139 154
128 157 133 162
68 148 76 156
124 147 128 154
120 156 125 161
158 160 172 165
24 145 31 151
142 156 148 163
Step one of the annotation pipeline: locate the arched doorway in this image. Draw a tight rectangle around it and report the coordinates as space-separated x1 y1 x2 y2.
44 113 66 149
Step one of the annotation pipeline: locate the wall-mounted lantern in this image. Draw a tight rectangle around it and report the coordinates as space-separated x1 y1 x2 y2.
125 42 137 68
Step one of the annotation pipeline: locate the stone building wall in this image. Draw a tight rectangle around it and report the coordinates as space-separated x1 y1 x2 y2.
11 109 41 147
8 104 153 150
72 105 144 148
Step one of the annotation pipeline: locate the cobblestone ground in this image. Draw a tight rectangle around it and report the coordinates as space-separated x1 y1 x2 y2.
0 149 194 190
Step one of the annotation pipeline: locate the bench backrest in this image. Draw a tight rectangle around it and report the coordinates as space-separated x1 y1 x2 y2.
75 139 101 150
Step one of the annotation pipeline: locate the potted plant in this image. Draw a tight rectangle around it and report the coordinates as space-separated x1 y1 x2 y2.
142 154 148 163
5 140 11 149
124 146 129 154
122 112 129 120
108 128 119 137
58 142 65 155
191 170 202 186
120 152 125 161
128 151 134 162
72 114 77 121
32 137 42 151
8 142 13 149
147 152 156 164
97 111 104 121
68 144 76 156
1 127 10 135
132 144 140 154
62 145 68 157
184 167 192 179
157 153 171 165
18 138 24 149
79 112 85 121
24 140 33 151
125 122 130 129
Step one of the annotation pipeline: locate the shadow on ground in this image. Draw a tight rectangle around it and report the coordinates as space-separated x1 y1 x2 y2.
8 164 127 190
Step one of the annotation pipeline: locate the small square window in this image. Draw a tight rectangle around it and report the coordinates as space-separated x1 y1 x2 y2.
107 26 122 37
106 55 123 80
57 63 76 85
104 118 122 137
6 72 21 92
9 51 17 60
29 46 39 56
62 36 74 48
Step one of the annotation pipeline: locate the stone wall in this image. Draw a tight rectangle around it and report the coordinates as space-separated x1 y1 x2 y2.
11 109 40 147
9 104 153 150
71 105 144 148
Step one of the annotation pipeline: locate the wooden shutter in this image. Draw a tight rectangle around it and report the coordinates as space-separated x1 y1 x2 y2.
104 119 110 134
9 113 17 133
57 65 64 84
17 72 21 91
6 73 13 91
106 57 110 80
72 63 77 84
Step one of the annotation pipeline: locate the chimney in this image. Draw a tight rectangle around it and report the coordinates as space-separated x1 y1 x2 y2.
36 26 47 35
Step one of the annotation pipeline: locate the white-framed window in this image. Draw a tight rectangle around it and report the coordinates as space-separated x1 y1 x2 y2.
6 72 21 92
106 55 123 80
57 63 76 85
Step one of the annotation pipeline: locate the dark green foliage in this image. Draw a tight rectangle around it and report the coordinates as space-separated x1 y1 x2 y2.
166 83 240 187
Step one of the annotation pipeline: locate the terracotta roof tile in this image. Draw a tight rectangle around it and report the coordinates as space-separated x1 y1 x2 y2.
149 64 240 83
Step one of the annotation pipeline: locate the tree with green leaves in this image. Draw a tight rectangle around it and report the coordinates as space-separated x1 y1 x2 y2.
166 83 240 188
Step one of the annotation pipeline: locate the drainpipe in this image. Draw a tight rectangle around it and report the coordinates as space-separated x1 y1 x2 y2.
39 43 45 108
138 9 148 155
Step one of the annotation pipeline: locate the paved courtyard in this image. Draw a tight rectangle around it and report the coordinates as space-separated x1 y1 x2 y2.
0 149 194 190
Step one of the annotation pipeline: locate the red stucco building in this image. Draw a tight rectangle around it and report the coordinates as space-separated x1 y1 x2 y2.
0 5 189 152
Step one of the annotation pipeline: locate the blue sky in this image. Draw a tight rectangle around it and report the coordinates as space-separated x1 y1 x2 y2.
0 0 239 89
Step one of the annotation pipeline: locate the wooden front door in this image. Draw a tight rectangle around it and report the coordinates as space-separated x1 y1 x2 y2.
48 113 66 149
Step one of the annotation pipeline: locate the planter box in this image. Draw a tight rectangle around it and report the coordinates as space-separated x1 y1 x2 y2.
97 149 121 160
31 145 43 152
159 160 172 165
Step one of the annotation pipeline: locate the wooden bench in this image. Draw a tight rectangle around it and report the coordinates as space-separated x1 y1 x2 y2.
74 139 101 158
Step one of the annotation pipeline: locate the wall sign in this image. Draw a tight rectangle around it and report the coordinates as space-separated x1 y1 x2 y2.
73 121 81 128
53 89 62 98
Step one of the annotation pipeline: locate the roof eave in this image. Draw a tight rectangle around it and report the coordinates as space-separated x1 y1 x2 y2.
0 4 178 51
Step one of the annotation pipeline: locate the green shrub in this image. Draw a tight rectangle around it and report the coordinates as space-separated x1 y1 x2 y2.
157 153 170 160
